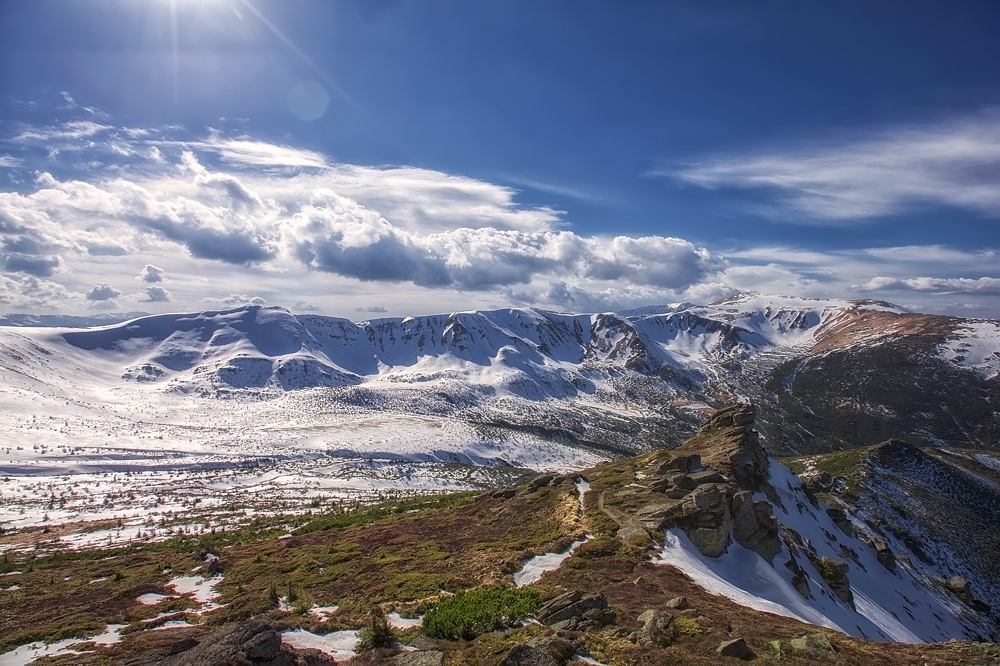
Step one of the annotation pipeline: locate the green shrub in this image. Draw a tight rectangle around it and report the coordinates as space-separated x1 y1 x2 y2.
358 607 394 650
422 587 540 640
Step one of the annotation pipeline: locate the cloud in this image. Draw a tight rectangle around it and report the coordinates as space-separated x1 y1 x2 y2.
0 274 71 309
86 282 122 301
91 299 120 310
140 286 171 302
0 155 21 168
16 120 112 143
355 305 388 313
180 137 328 169
667 109 1000 221
853 276 1000 296
137 264 166 283
212 293 267 306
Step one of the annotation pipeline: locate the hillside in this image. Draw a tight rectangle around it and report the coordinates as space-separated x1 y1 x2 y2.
0 404 997 664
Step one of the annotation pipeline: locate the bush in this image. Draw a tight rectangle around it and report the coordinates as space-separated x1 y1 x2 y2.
422 587 540 640
358 607 394 650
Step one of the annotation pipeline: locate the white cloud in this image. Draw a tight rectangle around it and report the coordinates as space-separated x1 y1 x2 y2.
667 109 1000 222
86 282 122 301
854 276 1000 296
138 264 166 283
0 155 21 168
179 136 328 169
140 286 172 302
212 294 268 306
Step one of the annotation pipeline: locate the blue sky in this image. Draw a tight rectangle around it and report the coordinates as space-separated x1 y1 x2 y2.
1 0 999 317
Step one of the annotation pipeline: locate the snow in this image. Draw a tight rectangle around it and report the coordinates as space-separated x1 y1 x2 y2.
137 592 172 605
514 535 593 587
940 320 1000 379
281 629 360 661
0 624 125 665
386 611 423 629
654 460 975 643
308 605 340 621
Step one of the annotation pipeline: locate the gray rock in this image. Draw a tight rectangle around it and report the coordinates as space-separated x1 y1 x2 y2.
656 454 702 475
868 536 896 571
617 526 651 548
128 621 333 665
689 470 727 485
388 651 446 666
825 508 855 537
499 645 559 666
731 491 781 562
816 557 854 606
632 609 675 646
492 488 517 500
670 473 700 490
678 485 732 557
716 637 755 660
789 632 837 657
536 591 615 630
664 488 692 500
665 596 689 610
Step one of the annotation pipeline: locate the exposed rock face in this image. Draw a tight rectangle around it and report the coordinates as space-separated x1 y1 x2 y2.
125 622 334 665
678 485 732 557
868 536 896 571
498 645 560 666
731 491 781 562
716 638 755 660
816 557 854 606
535 591 616 631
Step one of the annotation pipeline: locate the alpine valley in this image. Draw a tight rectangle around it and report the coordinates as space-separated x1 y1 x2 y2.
1 294 999 664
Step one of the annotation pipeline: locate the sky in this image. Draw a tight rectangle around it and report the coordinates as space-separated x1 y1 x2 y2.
0 0 999 319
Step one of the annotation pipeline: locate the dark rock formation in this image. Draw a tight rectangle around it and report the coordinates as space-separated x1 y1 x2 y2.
125 622 334 665
716 638 755 660
731 490 781 562
629 609 676 646
536 591 616 631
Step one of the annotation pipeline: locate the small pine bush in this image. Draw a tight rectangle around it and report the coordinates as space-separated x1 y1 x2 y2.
422 587 540 640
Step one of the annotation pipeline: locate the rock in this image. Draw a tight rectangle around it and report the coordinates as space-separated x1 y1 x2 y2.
716 638 755 660
206 559 223 575
948 576 971 599
536 591 615 631
789 632 837 657
635 503 676 530
816 557 854 606
528 474 556 492
617 526 651 548
526 636 577 663
167 638 198 655
131 621 333 665
825 508 855 536
731 491 781 562
868 536 896 571
656 454 702 475
784 556 812 599
664 488 692 500
665 596 689 610
689 470 727 485
671 473 700 490
499 645 559 666
492 488 517 500
677 485 732 557
388 651 446 666
631 609 675 646
703 404 756 431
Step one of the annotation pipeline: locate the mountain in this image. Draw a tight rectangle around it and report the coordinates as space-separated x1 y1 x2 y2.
1 403 997 664
1 295 997 465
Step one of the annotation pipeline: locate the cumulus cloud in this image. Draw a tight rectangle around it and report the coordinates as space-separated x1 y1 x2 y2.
86 282 122 301
140 286 171 302
0 274 71 309
213 294 267 306
138 264 166 283
356 305 388 313
667 109 1000 221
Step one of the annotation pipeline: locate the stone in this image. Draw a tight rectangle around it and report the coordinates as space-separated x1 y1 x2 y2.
716 638 755 660
689 470 727 485
130 621 333 665
167 638 198 655
492 488 517 500
528 474 556 492
816 557 854 606
670 473 700 490
789 632 837 657
388 652 446 666
677 485 732 557
664 488 692 500
731 491 781 562
536 591 615 630
868 536 896 571
784 556 812 599
526 636 577 663
631 609 676 646
656 454 702 475
499 645 559 666
665 596 689 610
617 526 651 548
949 576 971 598
825 508 854 537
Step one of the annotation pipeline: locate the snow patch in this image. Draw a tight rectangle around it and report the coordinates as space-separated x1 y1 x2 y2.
281 629 360 661
514 535 592 587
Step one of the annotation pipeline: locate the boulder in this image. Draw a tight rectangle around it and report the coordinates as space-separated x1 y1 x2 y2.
499 645 559 666
868 536 896 572
536 591 615 631
678 485 732 557
665 596 689 610
816 557 854 606
127 621 334 665
731 491 781 562
716 638 755 660
656 454 702 475
629 609 676 646
689 470 727 485
784 556 812 599
617 526 651 548
825 508 854 537
789 632 837 657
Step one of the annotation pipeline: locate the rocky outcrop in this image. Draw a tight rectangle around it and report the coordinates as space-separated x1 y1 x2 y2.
677 485 732 557
731 490 781 562
535 591 616 631
815 557 854 606
126 622 334 665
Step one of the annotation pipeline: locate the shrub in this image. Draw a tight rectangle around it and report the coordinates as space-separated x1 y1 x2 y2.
422 587 540 640
358 607 394 650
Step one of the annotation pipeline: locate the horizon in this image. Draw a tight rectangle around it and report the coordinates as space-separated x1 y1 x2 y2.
2 1 999 318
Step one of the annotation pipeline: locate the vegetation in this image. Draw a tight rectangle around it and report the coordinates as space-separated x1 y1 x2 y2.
422 586 541 640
